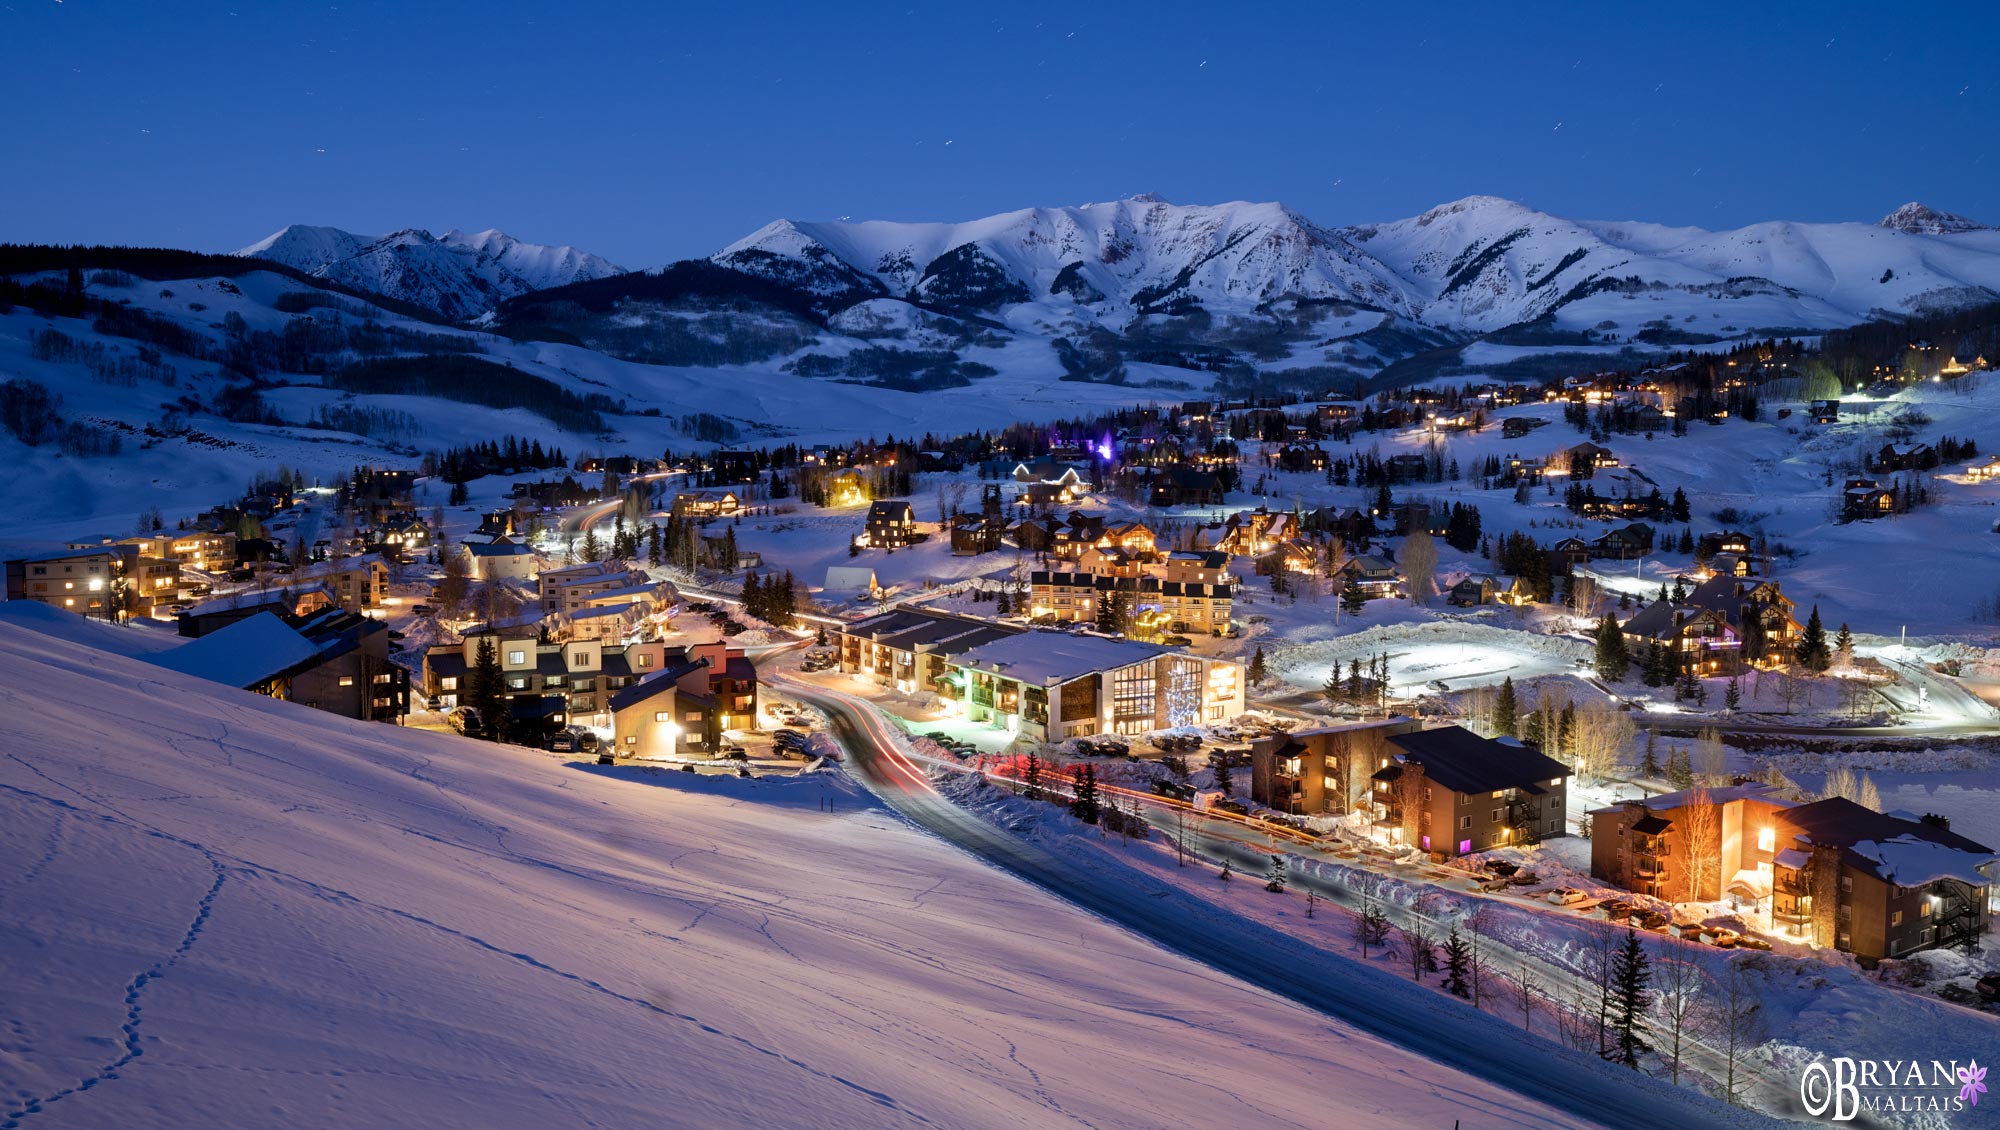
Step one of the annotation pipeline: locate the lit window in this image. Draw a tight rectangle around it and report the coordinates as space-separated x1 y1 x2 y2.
507 650 526 665
1757 827 1775 852
337 676 354 687
654 711 670 722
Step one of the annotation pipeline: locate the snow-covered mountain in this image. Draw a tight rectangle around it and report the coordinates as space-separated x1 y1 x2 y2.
1879 202 1990 235
712 194 2000 337
238 225 624 320
713 194 1412 316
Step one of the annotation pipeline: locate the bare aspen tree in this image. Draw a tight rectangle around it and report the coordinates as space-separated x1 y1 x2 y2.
1706 957 1768 1106
1692 727 1728 785
1653 952 1708 1085
1682 784 1720 903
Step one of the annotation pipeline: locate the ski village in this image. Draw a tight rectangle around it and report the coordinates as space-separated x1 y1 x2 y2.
8 189 2000 1129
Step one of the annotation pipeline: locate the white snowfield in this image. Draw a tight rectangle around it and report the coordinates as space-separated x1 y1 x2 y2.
0 608 1595 1130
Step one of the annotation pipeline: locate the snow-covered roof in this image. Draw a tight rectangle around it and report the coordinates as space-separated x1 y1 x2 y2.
1847 836 1998 887
951 632 1172 684
184 585 335 618
1288 716 1415 739
1588 782 1788 816
148 612 323 689
823 566 878 592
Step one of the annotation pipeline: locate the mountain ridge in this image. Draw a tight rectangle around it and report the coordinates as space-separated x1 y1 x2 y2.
237 224 624 321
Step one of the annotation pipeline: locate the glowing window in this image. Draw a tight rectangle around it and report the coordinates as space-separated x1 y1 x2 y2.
1757 827 1775 851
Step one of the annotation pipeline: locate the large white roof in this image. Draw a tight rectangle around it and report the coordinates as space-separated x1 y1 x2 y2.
952 632 1174 684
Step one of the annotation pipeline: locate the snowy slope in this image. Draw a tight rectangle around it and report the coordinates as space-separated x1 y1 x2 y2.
238 225 624 320
0 608 1593 1130
715 194 2000 338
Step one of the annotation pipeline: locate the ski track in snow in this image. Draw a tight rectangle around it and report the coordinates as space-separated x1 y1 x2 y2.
0 778 941 1129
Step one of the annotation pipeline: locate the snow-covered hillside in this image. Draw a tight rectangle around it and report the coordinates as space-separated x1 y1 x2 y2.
714 194 2000 338
238 225 624 320
0 606 1593 1130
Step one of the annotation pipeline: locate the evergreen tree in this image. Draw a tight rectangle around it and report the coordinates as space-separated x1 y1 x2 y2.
1609 928 1653 1067
1321 666 1346 709
1247 646 1268 687
1096 589 1129 635
1070 763 1101 824
1022 752 1044 801
1494 676 1518 738
647 522 662 566
1593 615 1630 682
741 571 764 621
1667 745 1694 789
1265 853 1288 893
1641 731 1661 777
1833 623 1855 670
1796 604 1831 672
1340 579 1367 616
1442 925 1472 998
465 636 508 744
1676 665 1701 703
1724 676 1742 712
1210 750 1235 797
580 527 602 563
994 587 1011 615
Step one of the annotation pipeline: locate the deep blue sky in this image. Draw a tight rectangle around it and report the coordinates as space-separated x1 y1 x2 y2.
4 1 1996 267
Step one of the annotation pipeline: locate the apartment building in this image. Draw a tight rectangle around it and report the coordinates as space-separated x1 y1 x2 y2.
1370 726 1570 856
538 561 657 616
1249 717 1421 816
946 632 1244 742
1589 783 1795 903
6 545 178 620
425 634 749 736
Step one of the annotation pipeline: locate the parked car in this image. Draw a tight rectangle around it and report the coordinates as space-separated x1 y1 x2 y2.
1547 888 1588 906
1637 912 1670 932
1732 936 1773 952
546 731 578 753
411 604 434 618
447 707 483 736
1974 972 2000 999
575 731 601 754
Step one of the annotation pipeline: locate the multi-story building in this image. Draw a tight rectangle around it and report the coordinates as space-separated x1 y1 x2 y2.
291 556 390 614
68 530 238 571
6 545 179 620
1774 798 1994 961
1589 783 1795 903
1592 788 1995 962
424 634 751 738
946 632 1243 742
1027 571 1234 636
1369 726 1570 856
152 606 407 723
538 561 655 616
1250 717 1421 816
861 500 919 549
834 608 1023 695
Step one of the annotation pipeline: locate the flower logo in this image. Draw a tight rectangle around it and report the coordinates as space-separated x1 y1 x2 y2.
1960 1060 1988 1107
